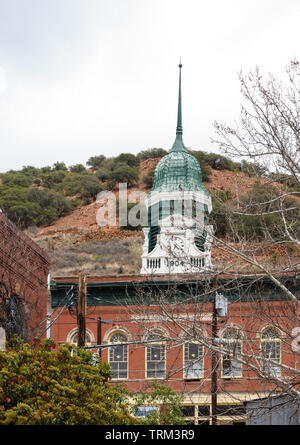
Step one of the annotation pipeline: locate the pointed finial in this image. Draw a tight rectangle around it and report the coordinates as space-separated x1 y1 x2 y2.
170 59 187 152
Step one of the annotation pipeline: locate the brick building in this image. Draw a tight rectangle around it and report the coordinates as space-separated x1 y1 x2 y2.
0 211 50 342
49 63 300 424
49 272 299 424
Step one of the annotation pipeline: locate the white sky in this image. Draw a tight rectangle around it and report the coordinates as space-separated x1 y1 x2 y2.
0 0 299 172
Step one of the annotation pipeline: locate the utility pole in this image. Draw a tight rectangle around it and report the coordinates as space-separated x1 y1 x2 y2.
97 316 102 358
77 274 86 348
211 274 218 425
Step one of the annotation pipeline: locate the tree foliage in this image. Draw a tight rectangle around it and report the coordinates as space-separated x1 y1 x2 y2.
131 382 186 425
0 337 136 425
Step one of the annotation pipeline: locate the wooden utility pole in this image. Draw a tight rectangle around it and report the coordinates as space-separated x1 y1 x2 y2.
97 316 102 358
211 274 218 425
77 274 86 348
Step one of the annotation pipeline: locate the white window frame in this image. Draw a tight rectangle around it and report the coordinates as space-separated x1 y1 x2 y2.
221 328 242 378
145 333 166 379
261 328 281 377
183 342 204 379
109 332 128 380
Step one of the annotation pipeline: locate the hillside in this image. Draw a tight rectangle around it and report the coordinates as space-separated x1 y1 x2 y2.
27 160 299 277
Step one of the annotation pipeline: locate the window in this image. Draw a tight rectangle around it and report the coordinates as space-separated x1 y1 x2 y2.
182 405 195 417
221 328 242 378
70 331 92 347
198 405 211 416
216 405 246 416
146 333 166 379
109 332 128 380
261 328 281 377
135 406 158 418
184 342 204 379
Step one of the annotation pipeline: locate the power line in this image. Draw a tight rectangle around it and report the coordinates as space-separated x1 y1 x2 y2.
38 286 75 338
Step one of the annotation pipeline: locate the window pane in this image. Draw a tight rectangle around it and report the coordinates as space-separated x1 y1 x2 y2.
109 333 128 379
216 405 246 416
222 342 242 377
135 406 158 417
146 341 165 378
184 343 203 378
261 338 281 376
198 405 210 416
182 406 195 416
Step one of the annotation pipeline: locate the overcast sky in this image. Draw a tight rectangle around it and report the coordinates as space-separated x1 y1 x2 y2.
0 0 299 172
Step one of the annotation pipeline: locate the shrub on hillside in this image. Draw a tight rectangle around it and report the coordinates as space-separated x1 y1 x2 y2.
0 186 73 229
61 173 103 202
86 155 106 170
115 153 139 167
137 148 168 162
108 165 139 188
69 164 87 174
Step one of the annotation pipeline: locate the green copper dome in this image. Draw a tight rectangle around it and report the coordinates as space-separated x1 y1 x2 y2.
149 150 209 196
148 62 209 197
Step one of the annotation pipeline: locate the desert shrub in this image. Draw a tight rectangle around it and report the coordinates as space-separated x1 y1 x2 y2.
0 185 72 228
52 161 68 171
27 188 72 216
86 155 106 170
1 172 31 188
5 202 41 229
95 168 111 182
137 148 168 162
232 182 300 241
61 173 103 202
210 190 232 238
69 164 86 173
240 160 268 177
108 166 139 188
115 153 139 167
40 170 67 189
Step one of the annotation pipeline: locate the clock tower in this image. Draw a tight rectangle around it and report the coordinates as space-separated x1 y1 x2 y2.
140 63 213 275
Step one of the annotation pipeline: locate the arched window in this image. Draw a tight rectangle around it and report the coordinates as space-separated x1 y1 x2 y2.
261 328 281 377
184 341 204 379
70 331 92 347
146 332 166 379
109 332 128 380
221 328 242 378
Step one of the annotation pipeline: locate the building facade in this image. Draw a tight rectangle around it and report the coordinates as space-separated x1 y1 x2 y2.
49 64 300 424
0 212 50 342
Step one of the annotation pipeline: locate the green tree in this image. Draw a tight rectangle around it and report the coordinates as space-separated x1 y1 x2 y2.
137 148 168 162
52 162 68 171
86 155 106 170
115 153 139 167
95 167 111 182
69 164 87 174
132 382 186 425
62 173 103 202
0 337 136 425
108 165 139 188
1 172 31 188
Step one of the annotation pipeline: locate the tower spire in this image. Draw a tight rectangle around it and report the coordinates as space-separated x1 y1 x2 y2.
171 59 187 152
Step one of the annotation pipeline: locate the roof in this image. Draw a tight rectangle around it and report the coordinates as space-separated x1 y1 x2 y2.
148 62 209 197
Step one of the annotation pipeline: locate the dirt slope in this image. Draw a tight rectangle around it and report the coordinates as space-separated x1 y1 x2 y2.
27 160 298 277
